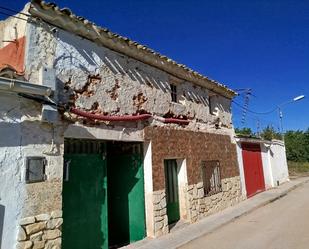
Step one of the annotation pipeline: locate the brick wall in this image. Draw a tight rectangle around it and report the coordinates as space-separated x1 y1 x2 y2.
144 126 239 191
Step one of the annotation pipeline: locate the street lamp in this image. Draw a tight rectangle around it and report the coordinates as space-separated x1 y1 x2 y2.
278 95 305 134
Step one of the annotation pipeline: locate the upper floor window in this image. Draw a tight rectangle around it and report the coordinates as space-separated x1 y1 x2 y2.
170 83 177 103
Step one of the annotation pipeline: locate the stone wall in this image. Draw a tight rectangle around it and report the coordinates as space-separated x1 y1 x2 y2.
151 176 243 236
16 210 62 249
152 190 169 237
187 176 243 223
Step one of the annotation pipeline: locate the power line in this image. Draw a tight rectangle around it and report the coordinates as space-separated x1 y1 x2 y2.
0 5 31 17
232 100 277 115
0 10 29 22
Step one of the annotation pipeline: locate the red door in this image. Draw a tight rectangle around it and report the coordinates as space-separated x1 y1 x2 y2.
242 143 265 198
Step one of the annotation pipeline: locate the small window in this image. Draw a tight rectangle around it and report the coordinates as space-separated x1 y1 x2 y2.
26 157 47 183
208 96 213 114
209 96 216 115
201 160 222 196
170 84 177 103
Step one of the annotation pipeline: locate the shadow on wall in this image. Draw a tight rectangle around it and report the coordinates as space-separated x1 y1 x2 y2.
55 29 223 108
54 30 170 93
0 204 4 249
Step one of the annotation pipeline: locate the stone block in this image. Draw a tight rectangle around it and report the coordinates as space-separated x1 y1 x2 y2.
45 238 61 249
16 241 33 249
30 231 43 241
154 221 163 231
33 240 45 249
43 229 61 240
17 227 27 241
160 197 166 209
46 218 63 229
153 194 161 205
160 208 166 216
163 215 168 227
51 210 62 219
35 213 50 221
154 210 161 217
25 222 46 235
20 217 35 226
193 187 198 199
188 185 194 191
154 216 164 222
154 204 161 211
162 223 169 234
196 182 203 189
198 188 204 198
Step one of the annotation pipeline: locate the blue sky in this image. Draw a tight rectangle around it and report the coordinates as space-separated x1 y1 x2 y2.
1 0 308 132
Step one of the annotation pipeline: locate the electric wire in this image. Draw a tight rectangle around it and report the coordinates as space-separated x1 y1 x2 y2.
0 5 31 17
0 10 29 22
232 100 278 115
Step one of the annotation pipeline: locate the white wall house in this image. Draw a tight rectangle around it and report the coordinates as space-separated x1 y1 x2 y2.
236 137 289 198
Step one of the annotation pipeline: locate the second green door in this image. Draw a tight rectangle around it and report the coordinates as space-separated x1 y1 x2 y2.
164 159 180 225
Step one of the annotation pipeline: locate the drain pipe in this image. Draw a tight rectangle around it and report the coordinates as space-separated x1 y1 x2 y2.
154 115 190 125
70 107 152 121
0 77 52 96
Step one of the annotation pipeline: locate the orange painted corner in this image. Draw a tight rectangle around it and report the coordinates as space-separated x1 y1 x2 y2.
0 36 26 74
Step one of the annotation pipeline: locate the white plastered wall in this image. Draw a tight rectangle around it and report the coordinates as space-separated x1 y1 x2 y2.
235 140 247 198
143 141 154 237
235 138 274 198
260 143 274 189
177 159 188 221
270 140 289 185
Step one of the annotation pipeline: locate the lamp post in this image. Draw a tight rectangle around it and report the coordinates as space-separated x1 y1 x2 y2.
278 95 305 135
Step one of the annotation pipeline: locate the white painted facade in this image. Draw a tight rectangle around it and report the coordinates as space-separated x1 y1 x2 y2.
270 140 289 185
236 137 290 199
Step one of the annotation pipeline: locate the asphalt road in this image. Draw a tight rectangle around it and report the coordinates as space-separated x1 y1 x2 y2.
180 181 309 249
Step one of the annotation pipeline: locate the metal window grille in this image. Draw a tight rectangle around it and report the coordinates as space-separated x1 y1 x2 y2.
201 160 222 196
170 84 177 103
64 139 105 154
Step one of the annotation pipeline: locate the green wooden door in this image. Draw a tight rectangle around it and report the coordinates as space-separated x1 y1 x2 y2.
62 154 108 249
164 159 180 224
108 153 146 247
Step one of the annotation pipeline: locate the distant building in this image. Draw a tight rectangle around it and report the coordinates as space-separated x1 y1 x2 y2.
0 1 243 248
236 136 289 198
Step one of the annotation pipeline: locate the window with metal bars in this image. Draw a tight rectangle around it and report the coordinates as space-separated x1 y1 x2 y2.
64 139 105 154
170 84 177 103
201 160 222 196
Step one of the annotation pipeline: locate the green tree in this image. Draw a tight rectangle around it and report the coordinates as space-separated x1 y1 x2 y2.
285 129 309 162
235 127 253 136
260 125 282 141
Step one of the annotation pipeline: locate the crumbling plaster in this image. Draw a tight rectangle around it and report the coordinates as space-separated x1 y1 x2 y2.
0 92 64 249
54 29 232 127
24 22 232 131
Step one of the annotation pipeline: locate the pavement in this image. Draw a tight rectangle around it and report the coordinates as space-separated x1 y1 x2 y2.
124 177 309 249
181 178 309 249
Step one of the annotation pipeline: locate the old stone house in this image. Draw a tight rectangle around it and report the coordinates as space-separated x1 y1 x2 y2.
0 1 243 249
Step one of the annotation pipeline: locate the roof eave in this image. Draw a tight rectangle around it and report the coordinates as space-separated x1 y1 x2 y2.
29 0 237 99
